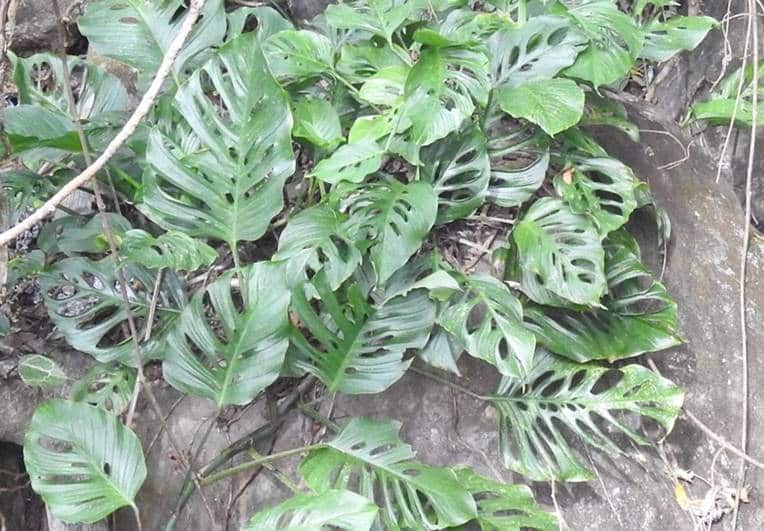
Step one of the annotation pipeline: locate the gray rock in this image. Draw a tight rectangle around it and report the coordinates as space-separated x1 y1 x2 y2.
9 0 77 55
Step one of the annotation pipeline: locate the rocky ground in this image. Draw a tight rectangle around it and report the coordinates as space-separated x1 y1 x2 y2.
1 1 763 530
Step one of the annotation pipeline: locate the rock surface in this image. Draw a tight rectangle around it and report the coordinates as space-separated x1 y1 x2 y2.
9 0 77 55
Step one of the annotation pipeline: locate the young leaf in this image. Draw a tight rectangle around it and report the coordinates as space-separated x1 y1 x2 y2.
24 400 147 523
17 355 68 388
524 232 680 362
641 16 718 63
244 489 378 531
454 467 558 530
301 417 477 529
140 32 295 247
439 274 536 378
496 79 585 137
290 272 435 394
40 257 185 365
293 97 343 148
265 29 335 82
121 229 218 271
510 197 606 307
489 150 549 208
70 364 136 415
310 141 384 185
164 262 290 408
489 351 684 481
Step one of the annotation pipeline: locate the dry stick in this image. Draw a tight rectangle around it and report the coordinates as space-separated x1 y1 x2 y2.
49 0 218 526
733 0 759 528
0 0 204 247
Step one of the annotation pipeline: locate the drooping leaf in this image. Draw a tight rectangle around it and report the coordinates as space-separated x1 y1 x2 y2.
301 417 477 529
421 126 491 223
265 29 335 82
440 273 536 378
244 489 378 531
140 32 295 247
524 231 681 362
509 197 606 307
496 78 585 137
290 272 435 394
640 16 718 63
293 97 344 148
70 363 136 415
418 326 464 375
24 400 147 523
17 355 68 388
39 257 185 365
342 179 438 284
310 141 384 185
489 350 684 481
120 229 218 271
275 204 362 290
164 262 290 408
454 467 558 530
78 0 226 88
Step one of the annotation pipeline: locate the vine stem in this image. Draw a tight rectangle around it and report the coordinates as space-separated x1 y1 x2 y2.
201 444 323 486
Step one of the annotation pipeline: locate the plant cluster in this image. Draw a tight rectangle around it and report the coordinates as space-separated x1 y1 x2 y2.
3 0 717 529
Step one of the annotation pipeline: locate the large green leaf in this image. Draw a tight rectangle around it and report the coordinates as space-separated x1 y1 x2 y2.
497 78 585 136
24 400 147 523
78 0 226 88
275 204 362 290
40 257 185 365
454 467 557 530
336 41 407 84
342 179 438 284
524 231 680 362
140 32 295 247
420 126 491 223
440 273 535 378
164 262 290 408
509 197 606 307
245 490 378 531
690 61 764 127
4 105 81 154
489 351 684 481
301 418 477 529
640 16 717 63
290 272 435 394
265 30 335 82
120 229 217 271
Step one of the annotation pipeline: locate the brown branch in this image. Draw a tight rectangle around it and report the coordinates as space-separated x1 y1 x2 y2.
0 0 206 247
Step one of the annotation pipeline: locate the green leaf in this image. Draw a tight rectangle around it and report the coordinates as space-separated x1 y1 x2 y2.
489 351 684 481
70 364 136 415
487 16 586 88
497 79 585 136
524 231 680 362
421 126 491 223
336 41 406 84
641 16 717 63
140 32 295 247
38 214 132 257
310 141 384 185
164 262 290 408
301 417 477 529
4 105 81 154
454 467 558 530
244 489 378 531
554 156 639 236
440 273 535 378
265 29 335 82
510 197 606 307
325 0 415 40
121 229 218 271
18 355 68 388
359 65 409 107
290 272 435 394
419 326 464 375
293 97 343 148
690 61 764 127
24 400 147 523
78 0 226 88
226 6 293 42
489 150 549 208
343 179 438 284
39 257 185 365
276 204 362 290
560 0 644 88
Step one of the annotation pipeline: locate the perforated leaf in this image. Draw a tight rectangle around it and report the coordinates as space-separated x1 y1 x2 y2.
24 400 146 523
164 262 290 407
301 418 477 529
70 363 136 415
140 32 295 247
641 16 718 63
293 97 343 148
325 0 415 40
245 489 378 531
265 30 335 82
121 229 217 271
509 197 606 307
310 141 384 185
40 257 185 365
489 351 684 481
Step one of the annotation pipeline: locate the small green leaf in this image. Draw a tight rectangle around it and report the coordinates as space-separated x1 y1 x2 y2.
70 364 136 415
245 489 378 531
37 214 132 257
4 105 81 154
310 141 384 185
24 400 147 523
121 229 218 271
265 29 335 81
497 79 585 136
641 16 718 63
359 65 409 107
18 355 68 387
293 98 343 148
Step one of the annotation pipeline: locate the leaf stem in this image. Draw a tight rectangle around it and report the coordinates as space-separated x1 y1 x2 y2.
297 402 341 433
409 366 487 401
200 444 323 486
